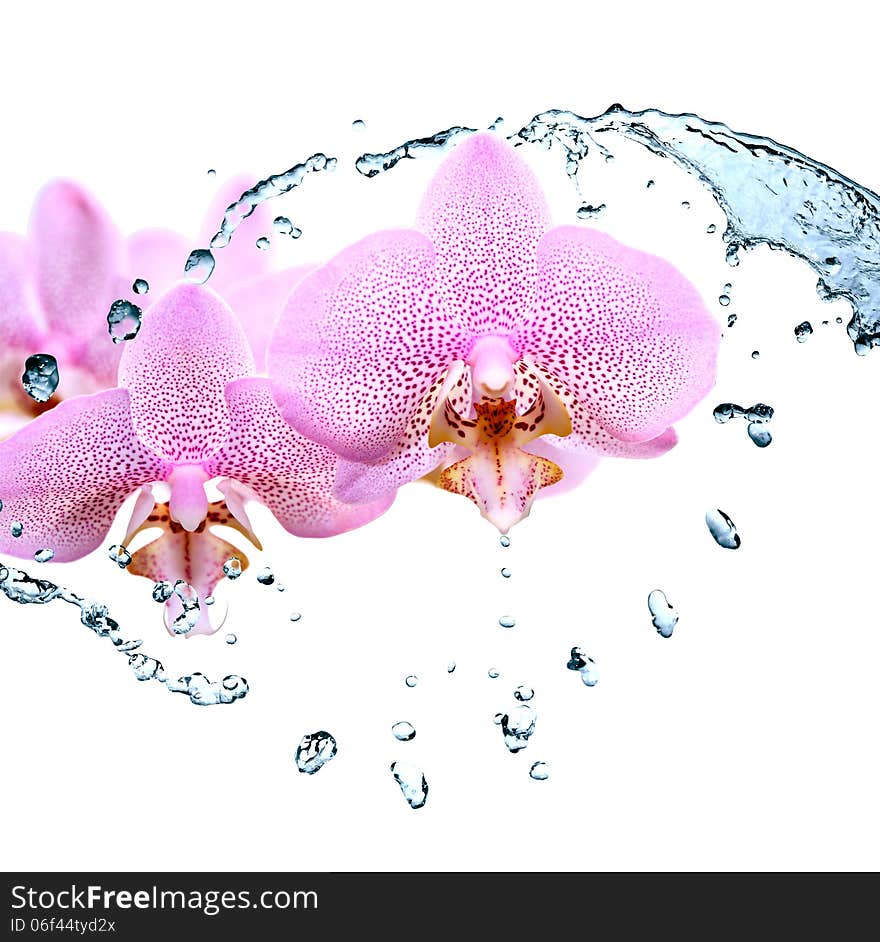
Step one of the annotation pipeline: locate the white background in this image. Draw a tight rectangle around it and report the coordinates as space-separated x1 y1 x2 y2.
1 1 878 872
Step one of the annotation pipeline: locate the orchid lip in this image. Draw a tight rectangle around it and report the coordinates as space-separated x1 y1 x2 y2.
167 465 210 532
466 335 517 401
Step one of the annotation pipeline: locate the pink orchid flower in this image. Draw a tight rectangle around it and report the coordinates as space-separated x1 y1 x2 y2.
0 283 391 634
0 175 311 437
268 133 721 532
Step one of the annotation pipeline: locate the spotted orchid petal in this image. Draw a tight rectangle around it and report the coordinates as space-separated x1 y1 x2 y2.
29 180 127 365
118 284 254 463
197 174 276 292
224 265 317 371
206 377 394 537
126 228 190 296
518 226 720 443
269 230 469 461
0 233 44 349
0 389 169 561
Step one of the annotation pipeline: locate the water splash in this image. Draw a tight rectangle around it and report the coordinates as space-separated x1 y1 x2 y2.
21 354 59 403
391 721 416 742
361 105 880 353
106 299 143 344
714 401 774 448
566 647 599 686
390 761 429 809
0 561 247 706
500 704 537 753
295 731 337 774
705 508 741 550
648 589 678 638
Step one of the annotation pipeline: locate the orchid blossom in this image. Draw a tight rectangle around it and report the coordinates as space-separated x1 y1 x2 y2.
268 133 720 531
0 284 391 633
0 175 311 437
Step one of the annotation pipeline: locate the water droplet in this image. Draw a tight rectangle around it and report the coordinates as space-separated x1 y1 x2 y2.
106 300 143 344
276 584 285 592
514 685 534 702
289 612 302 622
746 403 774 423
34 548 54 564
0 497 3 512
352 118 366 131
11 521 23 538
836 316 843 325
295 731 337 774
718 294 731 306
391 721 416 742
447 660 456 673
748 423 773 448
223 557 242 580
500 705 537 752
273 215 297 237
405 674 418 688
529 761 550 781
500 535 511 548
390 761 428 809
501 567 511 579
705 508 741 549
206 168 216 176
21 353 59 403
488 668 500 679
108 544 132 568
498 615 516 628
255 236 270 251
723 283 732 292
713 402 744 424
204 595 215 606
170 581 200 634
648 589 678 638
681 200 691 209
646 179 655 189
225 633 237 645
751 350 761 359
151 580 174 603
183 248 215 284
493 712 504 725
727 313 737 327
132 278 149 295
256 567 275 586
576 203 606 219
566 646 599 686
794 320 814 342
706 223 717 234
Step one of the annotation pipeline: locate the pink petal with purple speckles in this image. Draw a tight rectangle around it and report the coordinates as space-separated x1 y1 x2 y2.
206 377 393 537
197 175 276 292
29 180 128 348
118 284 254 464
269 229 469 461
519 226 720 444
0 389 169 561
224 265 317 371
415 132 551 337
0 233 44 349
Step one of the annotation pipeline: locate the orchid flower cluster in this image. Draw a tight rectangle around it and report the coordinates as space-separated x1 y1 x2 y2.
0 135 719 633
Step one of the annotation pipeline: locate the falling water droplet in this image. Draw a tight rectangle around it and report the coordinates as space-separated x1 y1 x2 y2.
646 179 655 188
289 612 302 622
706 223 717 234
500 705 537 752
648 589 678 638
727 313 737 327
500 535 511 548
107 300 143 344
514 685 534 702
747 423 773 448
170 582 200 634
794 320 814 343
108 544 132 568
751 350 760 359
256 567 275 586
576 203 606 219
34 548 54 564
352 118 366 131
498 615 516 628
11 521 23 538
447 660 456 673
500 567 511 579
152 580 175 603
204 595 215 606
225 633 237 645
529 761 550 781
132 278 149 295
493 712 504 725
207 168 216 177
405 674 418 688
681 200 691 209
566 647 599 686
705 508 741 549
184 248 215 284
21 354 59 403
295 731 337 774
488 668 500 679
713 402 744 424
276 584 285 592
223 557 242 580
255 236 270 251
390 761 428 809
391 721 416 742
718 294 731 306
273 215 296 237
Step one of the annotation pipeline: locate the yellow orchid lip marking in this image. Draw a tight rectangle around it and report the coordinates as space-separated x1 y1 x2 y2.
428 371 572 532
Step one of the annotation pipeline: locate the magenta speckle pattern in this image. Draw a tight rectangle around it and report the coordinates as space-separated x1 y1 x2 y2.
0 389 169 561
119 284 255 464
207 378 393 537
